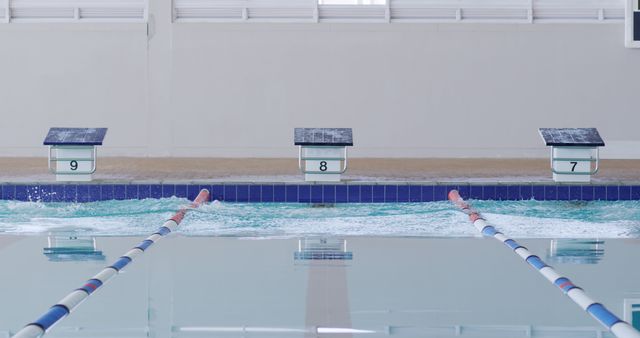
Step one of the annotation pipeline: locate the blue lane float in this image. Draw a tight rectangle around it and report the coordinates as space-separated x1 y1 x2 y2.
31 306 68 331
448 189 640 338
12 189 210 338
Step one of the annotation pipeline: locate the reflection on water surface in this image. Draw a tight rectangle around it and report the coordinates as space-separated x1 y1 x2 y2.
1 236 638 337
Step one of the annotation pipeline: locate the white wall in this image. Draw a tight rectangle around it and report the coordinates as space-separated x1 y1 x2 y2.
0 1 638 158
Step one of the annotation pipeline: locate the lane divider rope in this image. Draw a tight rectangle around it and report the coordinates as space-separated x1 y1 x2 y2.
12 189 210 338
448 190 640 338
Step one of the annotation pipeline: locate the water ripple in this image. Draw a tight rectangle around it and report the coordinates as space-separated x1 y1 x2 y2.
0 199 638 238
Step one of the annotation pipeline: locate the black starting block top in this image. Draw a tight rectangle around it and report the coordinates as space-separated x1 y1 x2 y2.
294 128 353 146
44 128 108 146
538 128 604 147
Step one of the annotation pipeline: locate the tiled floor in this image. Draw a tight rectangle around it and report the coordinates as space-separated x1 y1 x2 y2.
1 157 639 183
2 183 640 202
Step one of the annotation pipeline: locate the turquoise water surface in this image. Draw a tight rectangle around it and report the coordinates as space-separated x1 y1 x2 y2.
0 198 639 238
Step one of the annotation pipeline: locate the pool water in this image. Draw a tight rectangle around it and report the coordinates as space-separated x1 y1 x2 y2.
1 236 639 338
2 199 640 338
0 199 639 238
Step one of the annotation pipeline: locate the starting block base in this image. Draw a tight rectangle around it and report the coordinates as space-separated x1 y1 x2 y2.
55 173 93 182
551 147 596 183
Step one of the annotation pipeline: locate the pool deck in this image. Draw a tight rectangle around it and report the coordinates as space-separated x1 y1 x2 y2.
1 157 639 183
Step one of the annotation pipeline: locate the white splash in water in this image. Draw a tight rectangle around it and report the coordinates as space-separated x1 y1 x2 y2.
0 199 639 238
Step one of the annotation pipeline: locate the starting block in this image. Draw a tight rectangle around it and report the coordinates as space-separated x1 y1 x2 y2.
539 128 605 183
294 128 353 182
43 127 108 182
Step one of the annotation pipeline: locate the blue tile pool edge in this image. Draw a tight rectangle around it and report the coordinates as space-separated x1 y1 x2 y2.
1 183 639 202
